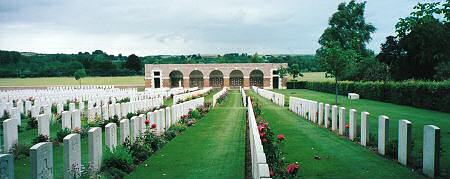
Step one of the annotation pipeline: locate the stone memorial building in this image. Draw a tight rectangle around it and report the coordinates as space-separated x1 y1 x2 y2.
144 63 288 89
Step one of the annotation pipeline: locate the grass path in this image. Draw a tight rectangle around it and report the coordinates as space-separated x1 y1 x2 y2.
273 89 450 175
126 90 246 178
248 90 425 178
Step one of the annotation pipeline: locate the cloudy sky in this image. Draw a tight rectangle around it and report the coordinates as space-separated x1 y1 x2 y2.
0 0 430 56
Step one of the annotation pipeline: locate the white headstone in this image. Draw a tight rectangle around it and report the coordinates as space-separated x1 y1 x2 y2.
349 109 357 140
423 125 440 178
71 110 81 130
338 107 346 135
88 127 102 171
3 119 18 152
318 103 324 126
63 134 81 179
30 142 53 179
398 119 412 166
105 123 117 151
38 114 50 136
120 119 130 143
360 112 370 146
324 104 330 128
378 115 389 155
130 116 139 140
331 105 338 131
61 111 72 129
0 154 14 179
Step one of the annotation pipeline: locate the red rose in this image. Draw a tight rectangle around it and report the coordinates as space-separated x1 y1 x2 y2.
260 132 267 138
258 125 265 132
345 124 349 129
287 162 299 174
145 119 150 125
151 123 157 129
277 134 285 141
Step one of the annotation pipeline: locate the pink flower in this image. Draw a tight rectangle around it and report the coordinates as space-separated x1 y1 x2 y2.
277 134 285 141
151 123 157 129
262 138 268 143
145 119 150 125
287 162 299 174
345 124 349 129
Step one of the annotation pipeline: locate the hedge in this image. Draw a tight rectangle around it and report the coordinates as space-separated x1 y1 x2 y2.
289 80 450 113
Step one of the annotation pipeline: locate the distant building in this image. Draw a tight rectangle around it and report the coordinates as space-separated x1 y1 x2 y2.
144 63 288 89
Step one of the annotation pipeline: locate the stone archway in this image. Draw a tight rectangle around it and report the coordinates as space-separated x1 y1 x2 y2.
169 70 183 88
229 70 244 88
250 70 264 88
209 70 224 88
189 70 204 88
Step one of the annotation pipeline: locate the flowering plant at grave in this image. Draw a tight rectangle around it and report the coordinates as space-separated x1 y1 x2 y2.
151 123 157 129
145 119 150 125
345 124 349 129
287 162 300 177
216 91 229 104
256 117 292 177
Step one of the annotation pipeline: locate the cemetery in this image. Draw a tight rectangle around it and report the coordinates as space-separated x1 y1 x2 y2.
1 0 449 178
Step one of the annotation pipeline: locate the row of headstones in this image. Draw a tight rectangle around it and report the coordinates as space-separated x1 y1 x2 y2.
212 87 228 107
47 85 115 90
0 94 206 178
252 86 284 107
246 95 270 178
173 87 211 104
87 97 163 122
288 96 441 178
0 127 105 179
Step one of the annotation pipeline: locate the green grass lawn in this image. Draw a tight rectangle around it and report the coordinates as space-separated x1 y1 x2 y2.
272 89 450 176
290 72 334 82
0 76 144 87
126 90 246 178
248 90 426 178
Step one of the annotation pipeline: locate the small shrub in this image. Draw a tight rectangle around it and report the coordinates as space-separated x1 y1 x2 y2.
11 143 31 159
117 97 130 103
190 110 201 120
123 136 152 164
32 134 50 145
102 145 134 178
164 130 177 141
168 123 188 134
56 128 72 142
27 117 38 129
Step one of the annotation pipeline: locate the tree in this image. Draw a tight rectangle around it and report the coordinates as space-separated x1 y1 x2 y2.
124 54 142 72
318 41 357 104
316 0 372 104
74 69 87 87
288 64 303 80
384 1 450 80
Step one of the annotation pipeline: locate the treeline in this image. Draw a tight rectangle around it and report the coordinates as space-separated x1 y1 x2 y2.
0 50 319 78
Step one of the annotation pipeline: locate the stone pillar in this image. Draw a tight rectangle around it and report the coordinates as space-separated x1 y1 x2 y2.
224 77 230 87
64 134 81 179
0 154 14 179
163 79 170 88
263 78 270 88
203 78 210 88
398 119 412 166
360 112 370 146
324 104 330 128
243 77 250 89
183 78 189 88
88 127 102 171
105 123 117 151
423 125 440 178
378 115 389 155
349 109 357 140
30 142 53 179
331 105 338 131
338 107 346 135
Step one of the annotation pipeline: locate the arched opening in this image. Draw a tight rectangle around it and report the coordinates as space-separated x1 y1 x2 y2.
250 70 264 87
229 70 243 88
169 70 183 88
189 70 204 88
209 70 224 88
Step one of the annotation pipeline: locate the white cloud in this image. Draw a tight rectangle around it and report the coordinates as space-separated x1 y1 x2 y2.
0 0 424 56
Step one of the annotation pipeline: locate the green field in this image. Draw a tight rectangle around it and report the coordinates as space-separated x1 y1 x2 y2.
127 90 246 178
272 89 450 176
0 76 144 87
289 72 334 82
248 90 425 178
